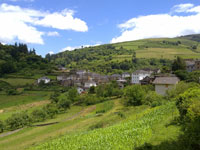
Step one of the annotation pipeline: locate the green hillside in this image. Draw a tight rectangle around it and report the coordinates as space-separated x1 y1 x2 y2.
49 35 200 74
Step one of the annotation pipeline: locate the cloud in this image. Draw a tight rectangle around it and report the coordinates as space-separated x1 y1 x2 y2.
172 3 194 13
47 31 60 37
111 3 200 43
48 51 54 55
0 3 88 44
35 9 88 32
60 43 101 52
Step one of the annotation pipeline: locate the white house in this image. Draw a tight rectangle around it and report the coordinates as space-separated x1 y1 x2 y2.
84 80 97 89
131 70 152 84
37 77 50 84
152 76 180 95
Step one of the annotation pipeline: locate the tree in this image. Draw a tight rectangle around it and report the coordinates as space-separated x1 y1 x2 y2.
89 86 95 94
58 98 71 110
172 56 186 71
67 88 79 102
123 85 145 106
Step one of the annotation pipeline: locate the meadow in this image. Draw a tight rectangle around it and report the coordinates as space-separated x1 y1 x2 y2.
31 102 179 150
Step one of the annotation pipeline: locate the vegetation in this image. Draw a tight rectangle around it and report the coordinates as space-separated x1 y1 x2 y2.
0 43 54 77
48 36 200 74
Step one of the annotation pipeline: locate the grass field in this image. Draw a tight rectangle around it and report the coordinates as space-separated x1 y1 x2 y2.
0 78 35 86
112 38 200 60
0 98 181 150
0 91 52 109
31 102 179 150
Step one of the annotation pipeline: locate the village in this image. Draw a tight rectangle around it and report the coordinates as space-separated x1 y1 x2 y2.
37 59 200 96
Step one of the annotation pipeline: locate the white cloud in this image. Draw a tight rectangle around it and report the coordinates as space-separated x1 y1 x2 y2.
0 3 88 44
48 51 54 55
47 31 60 37
111 4 200 43
60 43 101 52
35 9 88 32
172 3 194 13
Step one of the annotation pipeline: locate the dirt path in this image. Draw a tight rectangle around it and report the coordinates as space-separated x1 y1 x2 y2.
0 128 23 138
63 105 96 122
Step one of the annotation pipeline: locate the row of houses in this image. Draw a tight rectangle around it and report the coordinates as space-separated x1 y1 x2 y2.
38 68 180 96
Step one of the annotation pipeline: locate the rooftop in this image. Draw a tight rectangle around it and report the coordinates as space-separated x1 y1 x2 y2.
153 77 179 85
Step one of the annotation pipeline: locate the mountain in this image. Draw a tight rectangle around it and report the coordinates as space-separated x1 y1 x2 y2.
179 34 200 42
48 35 200 74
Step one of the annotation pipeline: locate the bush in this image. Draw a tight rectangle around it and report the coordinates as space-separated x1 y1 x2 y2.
58 98 71 110
31 109 48 122
0 120 4 133
6 89 18 95
43 104 58 118
67 88 79 102
176 88 200 120
167 82 200 100
123 85 145 106
143 91 164 107
6 112 31 130
89 86 95 94
175 88 200 149
89 122 104 130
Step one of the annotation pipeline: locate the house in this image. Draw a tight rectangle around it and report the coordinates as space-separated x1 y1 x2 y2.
195 60 200 70
110 74 121 80
117 79 127 88
131 70 152 84
142 68 161 74
140 76 155 85
122 72 130 79
152 76 180 95
57 75 67 81
77 87 84 94
185 60 195 72
84 80 97 89
76 70 86 76
37 77 50 84
57 66 67 71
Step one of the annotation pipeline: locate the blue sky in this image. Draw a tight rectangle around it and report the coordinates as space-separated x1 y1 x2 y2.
0 0 200 56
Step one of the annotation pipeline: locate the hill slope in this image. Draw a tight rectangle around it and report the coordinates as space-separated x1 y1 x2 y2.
49 35 200 74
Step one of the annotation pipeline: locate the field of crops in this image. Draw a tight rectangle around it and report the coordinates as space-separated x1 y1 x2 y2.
31 102 176 150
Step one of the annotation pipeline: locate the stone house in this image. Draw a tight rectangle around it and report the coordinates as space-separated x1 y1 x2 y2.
152 76 180 95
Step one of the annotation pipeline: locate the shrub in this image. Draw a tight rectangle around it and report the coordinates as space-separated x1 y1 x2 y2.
89 86 95 94
43 104 58 118
123 85 145 106
31 109 48 122
6 89 18 95
58 98 71 110
0 120 4 133
6 112 31 130
175 88 200 149
167 82 199 100
143 91 164 107
89 122 104 130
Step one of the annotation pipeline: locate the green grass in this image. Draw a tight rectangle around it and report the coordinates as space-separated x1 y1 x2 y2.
0 78 35 86
31 102 178 150
0 91 52 109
